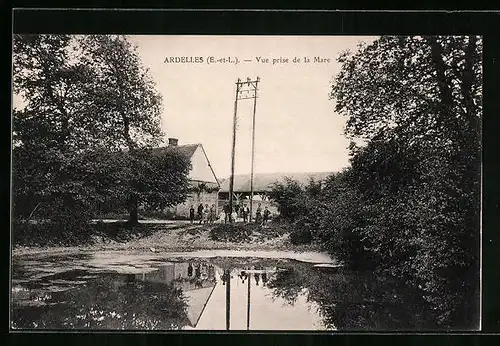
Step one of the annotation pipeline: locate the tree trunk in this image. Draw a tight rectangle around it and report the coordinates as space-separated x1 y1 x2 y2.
426 36 454 132
128 193 139 225
461 36 479 135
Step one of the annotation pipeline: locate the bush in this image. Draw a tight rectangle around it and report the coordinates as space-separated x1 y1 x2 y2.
268 178 306 222
12 219 157 247
289 229 312 245
13 219 92 247
209 224 254 243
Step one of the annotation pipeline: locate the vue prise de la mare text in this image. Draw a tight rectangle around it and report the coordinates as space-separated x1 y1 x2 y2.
163 56 332 65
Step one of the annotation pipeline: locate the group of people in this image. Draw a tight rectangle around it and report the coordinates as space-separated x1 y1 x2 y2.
189 204 217 224
238 270 268 286
189 202 272 225
187 262 215 281
223 202 272 224
253 203 271 225
220 268 269 286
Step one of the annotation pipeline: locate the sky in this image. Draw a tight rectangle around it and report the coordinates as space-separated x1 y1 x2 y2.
129 35 377 179
13 35 377 179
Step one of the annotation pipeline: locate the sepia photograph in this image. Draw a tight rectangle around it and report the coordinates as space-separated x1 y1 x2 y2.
10 32 482 331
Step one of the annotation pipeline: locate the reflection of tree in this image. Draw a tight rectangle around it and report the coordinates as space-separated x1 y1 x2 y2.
266 262 438 331
267 269 303 306
11 274 189 330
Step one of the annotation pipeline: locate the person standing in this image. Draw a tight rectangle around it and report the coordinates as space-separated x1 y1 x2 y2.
263 206 270 225
209 204 215 224
208 265 215 281
234 203 240 220
197 203 204 224
217 209 225 223
189 205 195 224
255 203 262 224
203 204 210 224
223 203 230 223
242 204 249 223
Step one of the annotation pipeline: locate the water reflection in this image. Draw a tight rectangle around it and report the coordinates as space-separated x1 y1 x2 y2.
265 262 438 330
11 257 437 331
11 272 189 330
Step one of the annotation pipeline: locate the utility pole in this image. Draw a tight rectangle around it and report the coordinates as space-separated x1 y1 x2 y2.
228 79 240 223
228 77 260 223
249 77 259 221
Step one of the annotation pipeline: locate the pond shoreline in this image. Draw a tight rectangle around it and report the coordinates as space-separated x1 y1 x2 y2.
12 221 330 263
12 248 336 265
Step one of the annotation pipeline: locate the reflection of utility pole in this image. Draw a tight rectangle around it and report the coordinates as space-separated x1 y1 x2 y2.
225 269 231 330
228 77 260 223
246 272 251 330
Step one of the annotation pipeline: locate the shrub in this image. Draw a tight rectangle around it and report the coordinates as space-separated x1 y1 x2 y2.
209 224 254 243
12 219 157 247
289 229 312 245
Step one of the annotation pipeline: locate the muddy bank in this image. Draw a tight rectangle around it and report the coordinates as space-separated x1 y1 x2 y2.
12 221 324 258
13 249 335 268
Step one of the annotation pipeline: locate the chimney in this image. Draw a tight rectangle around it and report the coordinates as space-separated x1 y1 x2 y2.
168 138 178 147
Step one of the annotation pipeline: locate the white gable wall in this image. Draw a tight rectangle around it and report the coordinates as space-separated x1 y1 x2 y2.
189 146 218 183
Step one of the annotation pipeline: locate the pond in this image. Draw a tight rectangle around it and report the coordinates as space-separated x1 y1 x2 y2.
10 251 436 331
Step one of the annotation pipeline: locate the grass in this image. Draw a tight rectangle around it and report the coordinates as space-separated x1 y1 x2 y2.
12 220 162 248
209 221 290 243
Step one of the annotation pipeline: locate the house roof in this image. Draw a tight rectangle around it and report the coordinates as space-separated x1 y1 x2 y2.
151 144 200 159
219 172 333 193
183 285 216 327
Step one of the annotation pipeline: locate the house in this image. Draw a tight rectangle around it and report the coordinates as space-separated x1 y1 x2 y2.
154 138 220 218
132 262 218 328
218 172 333 217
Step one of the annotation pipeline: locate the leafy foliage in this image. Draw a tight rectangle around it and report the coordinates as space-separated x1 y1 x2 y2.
12 221 162 247
329 35 481 328
12 34 191 237
269 36 481 328
78 35 164 150
289 229 312 245
268 177 325 232
209 224 254 243
11 274 188 330
266 263 436 331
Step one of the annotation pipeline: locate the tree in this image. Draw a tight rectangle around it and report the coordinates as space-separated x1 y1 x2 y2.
104 149 192 224
12 34 110 224
268 177 329 245
78 35 189 224
330 36 482 327
268 177 306 222
78 35 164 151
12 34 191 230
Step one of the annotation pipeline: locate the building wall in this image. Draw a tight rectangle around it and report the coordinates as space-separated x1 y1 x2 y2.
189 146 218 184
162 145 220 219
167 190 219 218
